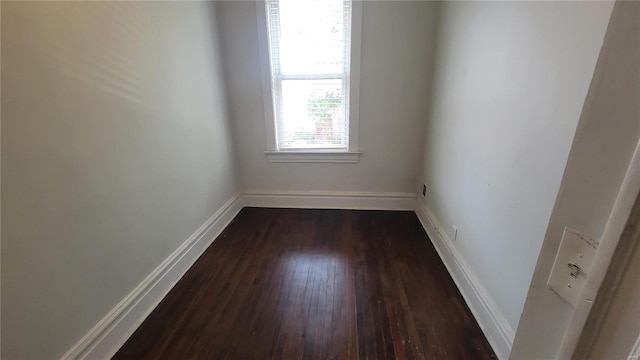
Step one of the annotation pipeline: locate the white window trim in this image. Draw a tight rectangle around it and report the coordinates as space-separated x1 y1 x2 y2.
264 150 360 163
255 0 363 163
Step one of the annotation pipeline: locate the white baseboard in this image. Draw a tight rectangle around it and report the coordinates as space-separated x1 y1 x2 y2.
241 190 417 210
61 191 511 360
414 198 514 360
61 194 244 360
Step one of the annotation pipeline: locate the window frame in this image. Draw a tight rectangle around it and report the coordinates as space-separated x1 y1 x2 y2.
256 0 362 163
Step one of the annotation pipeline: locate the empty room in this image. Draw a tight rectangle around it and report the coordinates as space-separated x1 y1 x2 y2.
2 0 639 359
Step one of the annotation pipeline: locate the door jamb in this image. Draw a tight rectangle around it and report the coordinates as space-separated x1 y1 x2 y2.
557 139 640 358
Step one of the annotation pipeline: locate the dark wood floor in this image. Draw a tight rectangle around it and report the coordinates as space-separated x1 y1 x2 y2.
114 208 496 359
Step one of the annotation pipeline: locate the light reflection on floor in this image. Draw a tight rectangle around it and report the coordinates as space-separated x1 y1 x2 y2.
270 253 350 341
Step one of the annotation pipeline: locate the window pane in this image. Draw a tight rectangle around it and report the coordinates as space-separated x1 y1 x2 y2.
277 0 347 75
266 0 352 151
278 79 347 149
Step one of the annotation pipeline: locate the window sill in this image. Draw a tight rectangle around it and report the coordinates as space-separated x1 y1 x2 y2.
264 150 361 163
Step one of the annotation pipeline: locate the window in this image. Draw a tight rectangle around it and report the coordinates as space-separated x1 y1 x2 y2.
257 0 362 163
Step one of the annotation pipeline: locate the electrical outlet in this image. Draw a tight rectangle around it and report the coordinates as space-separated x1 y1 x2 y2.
422 184 426 196
452 226 458 241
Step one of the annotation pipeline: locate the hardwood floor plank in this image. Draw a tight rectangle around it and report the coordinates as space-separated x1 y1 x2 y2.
113 208 496 360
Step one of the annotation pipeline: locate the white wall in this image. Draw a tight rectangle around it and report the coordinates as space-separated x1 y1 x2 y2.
512 1 640 358
420 0 613 351
216 1 438 193
1 2 237 358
